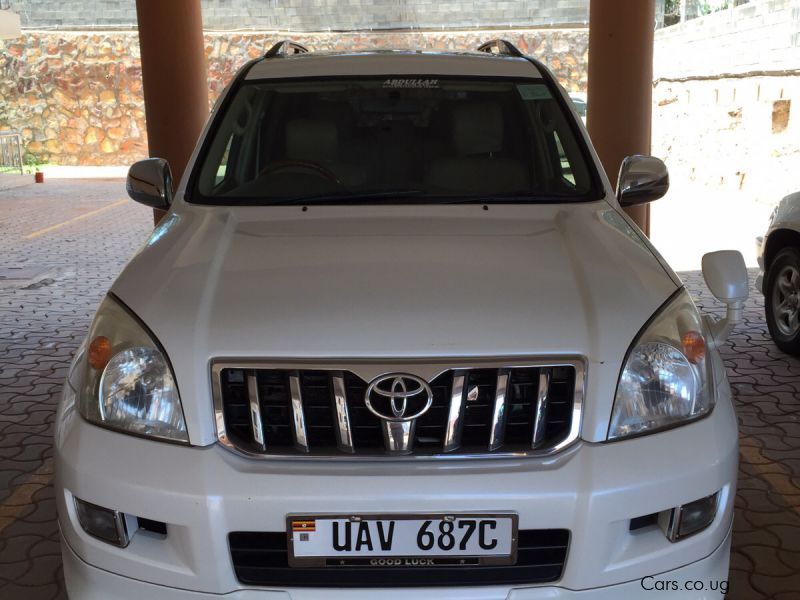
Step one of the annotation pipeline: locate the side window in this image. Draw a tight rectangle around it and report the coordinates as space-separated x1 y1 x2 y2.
553 131 576 187
197 84 266 196
215 136 233 186
520 90 587 194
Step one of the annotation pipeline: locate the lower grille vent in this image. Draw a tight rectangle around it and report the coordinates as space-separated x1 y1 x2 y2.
229 529 569 587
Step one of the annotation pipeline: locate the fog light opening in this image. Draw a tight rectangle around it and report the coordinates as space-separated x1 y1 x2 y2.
74 497 129 547
135 516 168 537
629 512 660 532
659 492 719 542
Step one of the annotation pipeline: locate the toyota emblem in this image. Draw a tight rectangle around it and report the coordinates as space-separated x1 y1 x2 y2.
364 374 434 422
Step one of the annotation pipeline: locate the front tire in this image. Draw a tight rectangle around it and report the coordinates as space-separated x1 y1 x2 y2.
765 247 800 355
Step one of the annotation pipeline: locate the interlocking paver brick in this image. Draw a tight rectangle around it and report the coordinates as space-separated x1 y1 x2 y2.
0 181 797 599
0 179 151 598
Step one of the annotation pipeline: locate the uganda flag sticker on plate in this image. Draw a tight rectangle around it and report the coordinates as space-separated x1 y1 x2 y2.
292 519 316 533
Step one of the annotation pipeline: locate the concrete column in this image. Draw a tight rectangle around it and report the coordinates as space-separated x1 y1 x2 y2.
135 0 208 223
587 0 655 235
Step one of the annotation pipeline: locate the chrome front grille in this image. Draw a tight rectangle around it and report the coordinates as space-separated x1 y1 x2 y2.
212 359 584 459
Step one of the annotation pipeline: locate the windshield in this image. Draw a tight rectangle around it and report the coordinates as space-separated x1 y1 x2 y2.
191 76 597 204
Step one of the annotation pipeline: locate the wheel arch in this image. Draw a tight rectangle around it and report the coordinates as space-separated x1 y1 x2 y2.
764 228 800 270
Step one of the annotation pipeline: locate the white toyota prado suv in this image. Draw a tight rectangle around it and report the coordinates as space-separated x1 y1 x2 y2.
56 40 749 599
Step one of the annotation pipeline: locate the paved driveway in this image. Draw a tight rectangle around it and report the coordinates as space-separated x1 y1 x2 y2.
0 180 798 599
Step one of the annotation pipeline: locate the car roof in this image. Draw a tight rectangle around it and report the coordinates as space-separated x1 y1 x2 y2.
245 50 544 81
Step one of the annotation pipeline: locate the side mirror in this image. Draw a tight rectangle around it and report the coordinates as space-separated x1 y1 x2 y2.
126 158 173 209
701 250 749 345
616 155 669 207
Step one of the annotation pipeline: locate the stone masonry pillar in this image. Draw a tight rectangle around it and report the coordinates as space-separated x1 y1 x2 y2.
587 0 655 235
135 0 209 224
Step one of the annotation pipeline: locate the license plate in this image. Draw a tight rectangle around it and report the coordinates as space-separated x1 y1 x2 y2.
287 513 518 567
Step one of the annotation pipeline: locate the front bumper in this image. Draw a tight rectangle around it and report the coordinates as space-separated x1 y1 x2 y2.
56 383 738 598
62 525 733 599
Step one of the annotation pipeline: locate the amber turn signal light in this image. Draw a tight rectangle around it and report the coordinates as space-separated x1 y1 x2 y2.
88 336 113 370
681 331 706 364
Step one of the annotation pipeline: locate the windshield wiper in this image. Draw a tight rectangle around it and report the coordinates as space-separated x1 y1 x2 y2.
265 190 425 205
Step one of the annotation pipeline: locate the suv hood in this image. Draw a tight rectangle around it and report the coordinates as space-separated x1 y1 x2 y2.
112 200 679 445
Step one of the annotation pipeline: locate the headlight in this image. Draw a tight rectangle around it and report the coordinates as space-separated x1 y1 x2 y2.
608 288 714 440
78 295 188 443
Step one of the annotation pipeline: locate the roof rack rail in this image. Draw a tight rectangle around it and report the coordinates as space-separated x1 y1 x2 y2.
476 39 523 58
264 40 309 58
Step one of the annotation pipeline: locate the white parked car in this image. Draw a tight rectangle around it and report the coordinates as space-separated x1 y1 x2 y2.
756 191 800 354
56 40 748 599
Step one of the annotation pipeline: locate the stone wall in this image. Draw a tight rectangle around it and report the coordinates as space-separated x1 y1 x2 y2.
0 33 146 166
652 0 800 201
0 29 589 166
652 75 799 200
7 0 589 31
654 0 800 78
649 0 800 270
